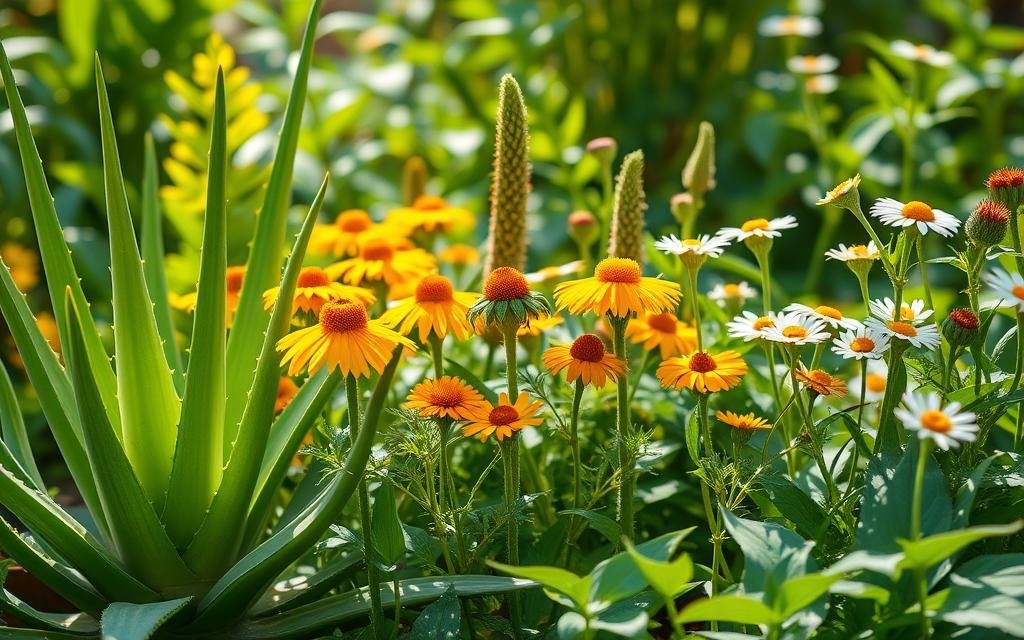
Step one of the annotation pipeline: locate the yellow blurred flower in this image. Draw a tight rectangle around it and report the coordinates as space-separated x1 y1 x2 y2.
1 243 39 292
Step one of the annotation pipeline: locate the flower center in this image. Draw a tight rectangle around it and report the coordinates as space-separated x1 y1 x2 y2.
814 305 842 320
780 16 800 31
646 312 678 334
851 245 871 258
1012 285 1024 301
428 383 466 408
723 284 740 297
319 301 369 333
488 405 520 426
901 201 935 222
866 373 887 393
949 308 980 330
975 200 1010 223
226 266 245 293
888 321 918 337
741 218 771 232
413 195 446 211
415 275 455 303
361 238 395 262
682 239 701 247
483 267 530 301
688 352 717 373
913 45 932 58
782 325 808 339
297 266 331 288
569 334 606 362
594 258 642 284
337 209 373 232
919 409 952 433
850 337 876 353
987 168 1024 189
753 316 775 331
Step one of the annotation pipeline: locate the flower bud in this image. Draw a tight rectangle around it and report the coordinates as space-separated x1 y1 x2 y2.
586 136 618 166
670 192 697 225
986 167 1024 213
942 308 979 348
965 199 1010 247
567 210 599 247
682 122 716 201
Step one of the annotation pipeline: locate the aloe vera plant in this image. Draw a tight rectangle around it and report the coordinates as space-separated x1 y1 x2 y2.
0 4 529 638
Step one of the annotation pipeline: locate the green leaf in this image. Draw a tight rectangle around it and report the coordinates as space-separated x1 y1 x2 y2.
677 594 780 626
404 585 461 640
684 409 700 465
163 69 228 546
489 561 589 609
0 363 44 489
754 471 827 540
721 507 815 597
100 597 192 640
223 0 325 452
57 0 99 86
591 593 651 637
897 522 1023 573
773 572 843 619
250 552 363 617
623 538 694 602
558 509 620 547
589 530 686 608
935 554 1024 637
953 456 996 528
96 56 180 504
372 483 406 567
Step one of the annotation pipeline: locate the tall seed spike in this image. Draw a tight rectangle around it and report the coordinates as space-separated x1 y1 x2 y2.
682 121 716 200
401 156 429 206
608 150 647 264
485 74 531 275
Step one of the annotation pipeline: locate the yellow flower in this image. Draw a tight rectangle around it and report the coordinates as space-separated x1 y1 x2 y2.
276 301 415 379
386 195 475 233
275 377 300 414
172 265 246 327
0 243 39 292
816 174 861 208
262 266 376 315
326 236 436 288
379 274 478 341
795 369 847 398
716 410 771 431
310 209 405 257
463 392 544 442
656 350 747 393
404 376 488 421
517 313 564 338
525 261 585 284
6 312 61 369
625 312 697 357
542 334 626 388
554 257 681 318
439 243 480 266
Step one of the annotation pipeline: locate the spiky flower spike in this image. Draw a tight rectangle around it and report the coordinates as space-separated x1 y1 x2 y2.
682 121 716 205
484 74 531 275
401 156 428 206
608 150 647 264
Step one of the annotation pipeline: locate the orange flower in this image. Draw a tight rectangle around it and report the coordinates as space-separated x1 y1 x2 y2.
463 392 544 442
517 313 564 338
542 334 626 388
716 410 771 431
656 350 747 393
0 243 39 292
404 376 488 421
173 265 246 327
326 236 436 288
262 266 376 314
554 257 681 318
625 312 697 357
310 209 405 257
386 195 475 233
439 243 481 266
380 274 478 341
795 369 847 398
275 377 300 414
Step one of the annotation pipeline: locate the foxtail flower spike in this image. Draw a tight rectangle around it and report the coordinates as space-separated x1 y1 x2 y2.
608 150 647 264
401 156 428 206
485 74 531 275
682 121 716 204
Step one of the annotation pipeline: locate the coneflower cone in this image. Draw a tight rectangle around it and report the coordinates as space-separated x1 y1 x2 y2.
608 150 646 264
485 74 531 275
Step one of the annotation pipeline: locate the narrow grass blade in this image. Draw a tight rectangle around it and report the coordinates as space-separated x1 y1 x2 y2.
95 57 181 504
0 362 44 489
162 69 228 547
185 177 328 576
0 42 120 439
64 291 195 591
141 133 184 393
222 0 324 455
100 597 192 640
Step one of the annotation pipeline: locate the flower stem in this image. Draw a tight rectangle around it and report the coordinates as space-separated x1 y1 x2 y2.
499 325 524 638
569 379 585 513
610 316 635 541
429 334 445 378
684 265 704 351
911 438 934 639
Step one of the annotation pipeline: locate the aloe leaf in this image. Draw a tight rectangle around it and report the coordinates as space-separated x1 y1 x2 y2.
0 516 106 615
100 597 192 640
0 628 90 639
64 291 195 591
185 176 328 576
250 552 363 617
0 362 44 489
141 133 184 392
222 0 324 455
163 69 228 547
95 56 181 504
0 561 99 635
0 42 120 439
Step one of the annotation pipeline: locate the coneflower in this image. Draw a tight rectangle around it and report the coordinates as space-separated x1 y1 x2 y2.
607 150 646 265
484 75 530 275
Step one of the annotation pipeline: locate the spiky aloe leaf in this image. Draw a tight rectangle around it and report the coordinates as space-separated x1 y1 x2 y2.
250 552 363 617
0 561 100 635
96 56 181 504
185 176 328 577
99 597 192 640
222 0 324 455
0 362 44 490
163 68 228 547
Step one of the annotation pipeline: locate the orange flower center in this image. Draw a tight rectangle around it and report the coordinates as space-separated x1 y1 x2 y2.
361 238 395 262
297 266 331 288
646 312 678 334
225 266 246 293
1013 285 1024 301
901 201 935 222
488 404 520 426
723 284 741 297
753 316 775 330
681 239 701 247
987 168 1024 189
569 334 606 363
741 218 771 232
415 275 455 303
413 195 446 211
866 373 886 393
483 267 530 301
949 308 979 330
814 305 842 320
919 409 952 433
568 210 596 227
780 16 800 31
782 325 808 339
337 209 373 232
850 337 876 353
319 301 369 333
595 258 641 284
851 245 872 258
427 382 468 408
688 352 717 373
888 321 918 337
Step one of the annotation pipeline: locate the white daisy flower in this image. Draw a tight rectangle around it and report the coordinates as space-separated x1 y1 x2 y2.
784 302 862 330
890 40 955 68
817 174 861 207
864 317 941 350
869 197 961 237
869 297 933 323
762 312 831 345
850 360 888 402
805 74 839 95
825 242 881 262
759 15 822 38
709 282 758 307
982 268 1024 313
727 311 779 342
717 215 798 243
832 325 890 360
787 54 839 74
895 391 978 450
654 234 731 258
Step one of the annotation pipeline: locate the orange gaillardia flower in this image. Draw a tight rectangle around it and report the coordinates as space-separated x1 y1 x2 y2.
310 209 402 257
277 300 414 378
439 243 481 266
0 243 39 292
656 350 747 393
326 236 436 288
716 410 771 431
625 312 698 357
542 334 626 388
795 369 847 398
554 257 681 318
404 376 488 421
380 274 479 341
386 195 475 233
262 265 376 314
173 264 246 327
275 377 300 414
463 392 544 442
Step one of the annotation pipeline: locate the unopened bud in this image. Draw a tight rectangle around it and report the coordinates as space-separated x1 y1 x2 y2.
942 308 980 348
670 192 697 225
568 210 599 247
682 122 716 199
965 199 1009 247
986 167 1024 213
586 137 617 166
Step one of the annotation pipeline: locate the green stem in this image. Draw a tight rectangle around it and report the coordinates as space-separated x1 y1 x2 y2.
610 316 635 541
911 438 934 638
787 358 839 502
900 66 919 202
569 380 585 513
429 334 445 378
500 439 523 639
685 265 704 351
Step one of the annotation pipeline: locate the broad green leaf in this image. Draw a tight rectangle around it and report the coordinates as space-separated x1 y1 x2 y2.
677 594 780 626
754 471 827 540
0 363 44 489
96 57 180 504
489 561 590 610
721 507 815 597
684 409 700 465
250 552 363 617
100 597 192 640
953 456 996 528
0 628 89 639
185 176 328 577
372 483 406 567
591 593 653 637
405 585 461 640
163 69 228 546
223 0 325 452
897 522 1023 573
140 134 184 392
64 292 195 591
558 509 620 547
589 530 686 608
828 580 890 604
624 539 694 602
773 573 843 619
935 554 1024 637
